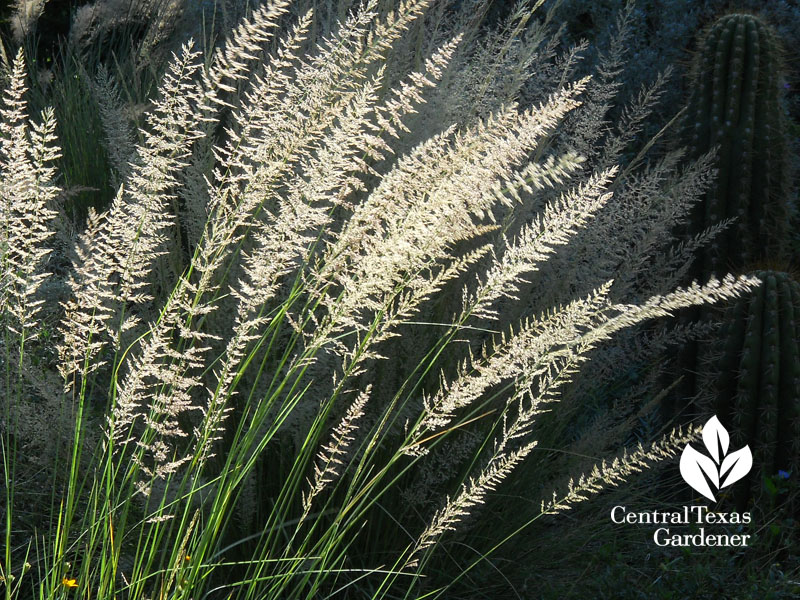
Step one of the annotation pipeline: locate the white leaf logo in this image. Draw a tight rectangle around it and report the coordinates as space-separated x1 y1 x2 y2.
719 447 752 488
679 415 752 502
702 415 729 463
680 445 719 501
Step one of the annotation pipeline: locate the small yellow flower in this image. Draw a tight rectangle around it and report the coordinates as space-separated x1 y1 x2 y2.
185 555 191 561
62 576 78 588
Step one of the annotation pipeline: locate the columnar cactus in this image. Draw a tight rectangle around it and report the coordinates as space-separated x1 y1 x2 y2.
684 14 791 274
709 271 800 508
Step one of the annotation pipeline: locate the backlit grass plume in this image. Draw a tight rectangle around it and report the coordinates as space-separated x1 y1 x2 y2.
1 1 758 599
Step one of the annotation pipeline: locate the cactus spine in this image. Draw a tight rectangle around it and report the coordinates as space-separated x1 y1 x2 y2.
684 14 791 274
710 271 800 508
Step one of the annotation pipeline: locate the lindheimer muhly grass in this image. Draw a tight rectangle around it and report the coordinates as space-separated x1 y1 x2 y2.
0 0 759 598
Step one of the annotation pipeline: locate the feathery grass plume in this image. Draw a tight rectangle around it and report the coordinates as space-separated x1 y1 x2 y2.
57 41 205 392
183 3 447 452
541 424 702 514
191 2 431 299
315 80 590 344
556 0 635 165
0 46 65 600
400 275 756 563
112 0 445 541
405 0 554 131
0 2 769 599
468 166 615 320
300 385 372 521
91 65 136 187
194 36 461 465
406 439 538 568
433 7 739 506
0 48 60 338
173 0 292 254
408 281 616 439
382 2 714 404
69 0 186 54
8 1 48 44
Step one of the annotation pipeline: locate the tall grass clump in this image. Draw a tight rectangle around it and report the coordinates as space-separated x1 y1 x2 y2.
1 1 758 598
